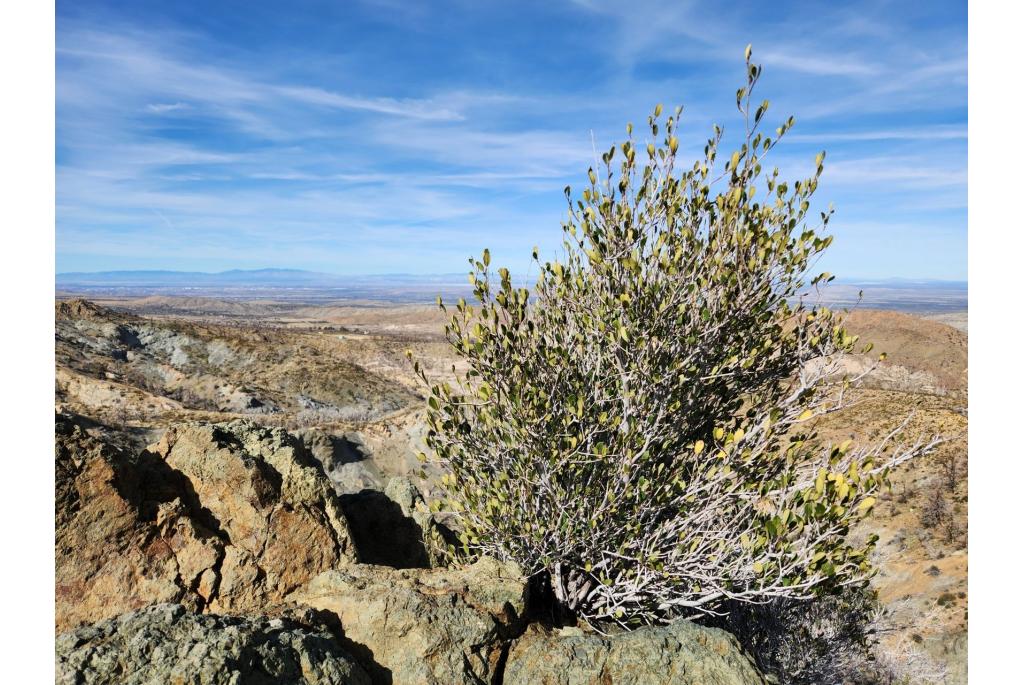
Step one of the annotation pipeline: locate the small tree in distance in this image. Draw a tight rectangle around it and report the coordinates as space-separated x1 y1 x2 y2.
412 46 939 629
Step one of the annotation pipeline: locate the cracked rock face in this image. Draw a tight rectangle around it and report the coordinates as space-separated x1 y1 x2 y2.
151 420 358 613
503 620 767 685
55 603 371 685
288 556 528 685
55 415 358 631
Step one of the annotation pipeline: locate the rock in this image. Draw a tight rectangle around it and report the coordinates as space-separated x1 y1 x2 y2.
295 429 384 495
383 476 459 568
148 420 359 613
338 488 431 569
55 414 359 631
55 603 370 685
337 476 443 569
55 298 119 321
289 556 527 684
503 620 767 685
383 476 420 516
55 413 221 631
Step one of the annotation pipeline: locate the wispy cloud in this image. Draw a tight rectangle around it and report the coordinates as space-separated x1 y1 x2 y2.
825 158 967 189
274 86 465 121
787 125 967 143
55 1 966 279
146 102 190 113
756 48 880 77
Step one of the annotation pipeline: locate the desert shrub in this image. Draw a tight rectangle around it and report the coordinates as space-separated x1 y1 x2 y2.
919 486 949 530
870 637 948 685
936 449 963 494
413 48 936 627
713 586 881 685
942 515 964 546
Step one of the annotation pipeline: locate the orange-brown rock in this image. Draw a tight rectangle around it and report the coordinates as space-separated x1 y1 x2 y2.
55 414 358 631
150 420 358 612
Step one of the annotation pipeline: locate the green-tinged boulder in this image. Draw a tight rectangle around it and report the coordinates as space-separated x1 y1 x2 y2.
288 556 527 684
503 619 767 685
55 603 370 685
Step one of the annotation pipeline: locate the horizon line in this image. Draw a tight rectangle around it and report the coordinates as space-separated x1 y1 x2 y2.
54 264 966 280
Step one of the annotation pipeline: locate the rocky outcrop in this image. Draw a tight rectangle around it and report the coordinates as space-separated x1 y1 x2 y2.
296 428 384 494
288 557 527 684
338 476 448 569
55 415 358 631
150 420 358 613
56 414 767 684
55 603 370 685
55 298 125 322
503 620 767 685
55 414 220 631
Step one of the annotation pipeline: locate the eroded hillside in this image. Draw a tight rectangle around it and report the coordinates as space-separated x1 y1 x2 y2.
56 299 421 430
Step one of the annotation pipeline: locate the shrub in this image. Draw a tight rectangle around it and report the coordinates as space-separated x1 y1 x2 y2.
871 637 948 685
713 586 881 685
920 486 949 530
936 449 963 494
413 47 937 628
942 515 964 546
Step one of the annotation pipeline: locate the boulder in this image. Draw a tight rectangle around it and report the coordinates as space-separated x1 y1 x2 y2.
382 476 461 568
338 476 448 569
151 420 359 612
502 620 767 685
295 429 384 495
55 603 370 685
55 415 358 631
55 414 220 631
288 556 527 684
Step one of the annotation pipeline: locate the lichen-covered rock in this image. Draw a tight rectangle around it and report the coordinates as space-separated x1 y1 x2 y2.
55 414 221 631
55 415 359 631
339 489 431 569
337 476 446 569
503 620 767 685
288 556 527 684
383 476 460 568
55 603 370 685
148 420 360 613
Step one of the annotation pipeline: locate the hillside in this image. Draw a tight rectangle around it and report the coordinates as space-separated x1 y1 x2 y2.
812 311 968 683
55 299 419 431
843 309 968 395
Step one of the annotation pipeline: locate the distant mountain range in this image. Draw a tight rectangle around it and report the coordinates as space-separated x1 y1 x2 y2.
55 269 966 311
56 268 967 288
56 268 471 287
832 277 967 290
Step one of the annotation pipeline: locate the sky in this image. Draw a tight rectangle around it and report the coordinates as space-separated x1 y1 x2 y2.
56 0 967 280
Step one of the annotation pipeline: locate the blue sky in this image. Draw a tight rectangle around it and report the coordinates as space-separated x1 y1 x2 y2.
56 0 967 279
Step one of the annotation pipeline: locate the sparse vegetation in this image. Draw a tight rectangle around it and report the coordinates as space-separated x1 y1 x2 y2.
937 449 964 494
919 483 965 547
920 486 950 530
415 49 937 628
713 586 881 685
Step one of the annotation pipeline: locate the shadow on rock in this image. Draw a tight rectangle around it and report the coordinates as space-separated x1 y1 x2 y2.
339 489 431 569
